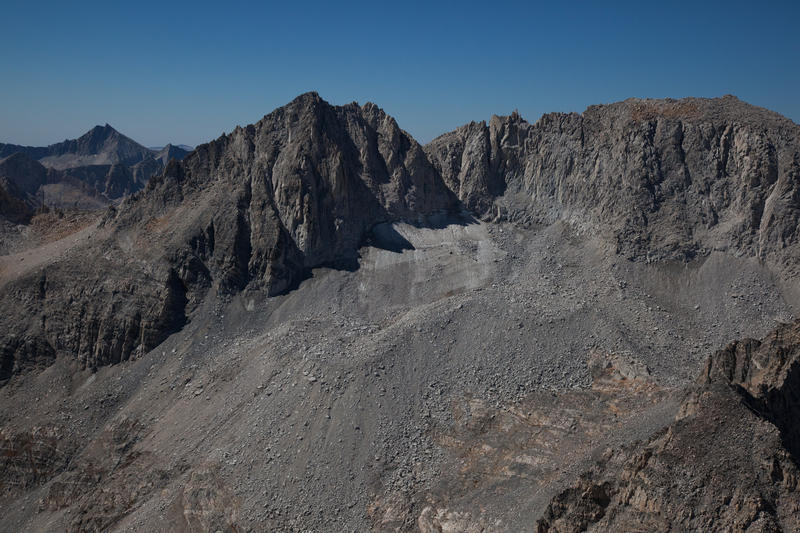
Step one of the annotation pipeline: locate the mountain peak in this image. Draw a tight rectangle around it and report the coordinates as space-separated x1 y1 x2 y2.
123 91 459 297
35 123 152 170
152 143 190 166
281 91 325 114
85 123 119 139
88 123 115 132
292 91 322 103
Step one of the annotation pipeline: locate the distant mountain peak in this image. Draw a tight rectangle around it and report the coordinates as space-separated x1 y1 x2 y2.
86 123 117 137
152 143 191 166
0 125 189 208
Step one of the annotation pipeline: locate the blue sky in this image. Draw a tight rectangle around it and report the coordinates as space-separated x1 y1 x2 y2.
1 0 798 147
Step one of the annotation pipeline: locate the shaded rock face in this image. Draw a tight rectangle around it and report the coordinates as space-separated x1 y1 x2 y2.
0 176 36 224
0 92 459 375
426 96 800 273
0 153 48 223
0 256 189 377
0 153 48 197
114 92 459 295
536 320 800 533
702 321 800 460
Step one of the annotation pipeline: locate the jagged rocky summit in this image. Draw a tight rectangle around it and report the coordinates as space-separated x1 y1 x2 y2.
426 95 800 270
1 92 799 379
0 93 460 376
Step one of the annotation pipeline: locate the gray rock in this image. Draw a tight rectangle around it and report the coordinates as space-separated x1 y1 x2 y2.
0 92 460 376
426 95 800 274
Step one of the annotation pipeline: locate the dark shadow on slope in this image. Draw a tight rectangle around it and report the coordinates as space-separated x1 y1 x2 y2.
275 210 480 298
739 358 800 466
363 223 415 253
360 210 479 254
415 209 479 229
266 210 480 303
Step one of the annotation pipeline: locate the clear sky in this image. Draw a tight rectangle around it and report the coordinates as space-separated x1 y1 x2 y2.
1 0 798 147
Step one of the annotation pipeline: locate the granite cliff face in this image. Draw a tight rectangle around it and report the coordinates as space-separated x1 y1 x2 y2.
426 96 800 273
0 92 459 377
114 92 459 295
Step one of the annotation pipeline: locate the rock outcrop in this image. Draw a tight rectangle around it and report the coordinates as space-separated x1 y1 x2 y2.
0 176 36 224
536 320 800 532
0 153 47 223
426 96 800 273
0 426 77 497
0 153 49 197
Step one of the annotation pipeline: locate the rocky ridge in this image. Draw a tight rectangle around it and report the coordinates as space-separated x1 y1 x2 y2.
426 95 800 273
0 92 459 377
1 93 800 532
2 93 799 381
537 320 800 532
2 124 153 169
0 125 190 210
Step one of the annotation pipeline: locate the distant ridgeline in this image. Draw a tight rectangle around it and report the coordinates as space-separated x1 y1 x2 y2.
0 125 191 219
